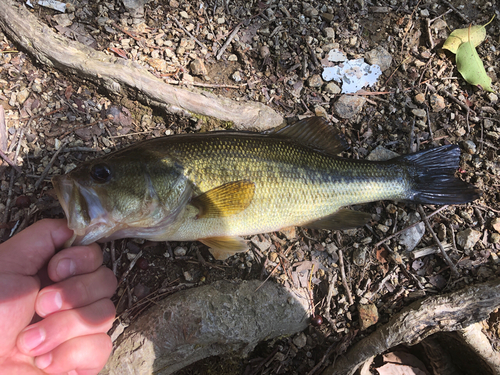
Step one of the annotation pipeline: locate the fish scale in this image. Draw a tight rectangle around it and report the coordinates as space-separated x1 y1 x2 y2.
52 116 480 260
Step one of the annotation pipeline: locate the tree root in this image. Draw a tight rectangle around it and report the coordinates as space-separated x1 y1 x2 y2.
323 279 500 375
0 0 283 131
101 280 310 374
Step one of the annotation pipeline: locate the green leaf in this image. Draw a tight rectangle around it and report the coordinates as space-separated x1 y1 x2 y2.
456 35 493 92
443 16 495 54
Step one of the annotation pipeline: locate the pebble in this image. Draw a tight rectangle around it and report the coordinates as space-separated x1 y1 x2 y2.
367 145 399 161
411 108 427 119
189 58 208 76
232 71 242 82
399 212 425 252
133 284 150 299
334 95 366 119
174 246 187 256
183 271 194 282
324 82 341 95
365 46 392 72
420 9 430 17
491 218 500 233
259 45 270 59
308 74 323 88
430 94 445 112
358 303 378 330
251 235 272 252
414 93 426 104
179 11 189 19
491 233 500 244
323 27 335 40
437 223 447 241
16 89 30 105
227 54 238 61
314 105 328 118
148 58 166 72
488 93 498 103
462 140 477 155
321 13 334 22
303 6 318 17
169 0 179 7
32 81 42 93
290 80 303 98
456 228 481 250
353 247 366 266
293 332 307 349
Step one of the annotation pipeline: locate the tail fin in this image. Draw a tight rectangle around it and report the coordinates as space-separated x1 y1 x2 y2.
399 145 481 205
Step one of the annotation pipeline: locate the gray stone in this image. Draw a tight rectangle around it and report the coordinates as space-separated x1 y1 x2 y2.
334 95 366 119
324 82 341 95
399 212 425 252
430 94 446 112
303 6 318 17
189 58 208 76
411 108 427 119
367 145 400 161
308 74 323 88
462 140 477 155
293 332 307 348
365 46 392 72
16 89 30 105
456 228 481 250
492 218 500 233
323 27 335 40
174 246 187 256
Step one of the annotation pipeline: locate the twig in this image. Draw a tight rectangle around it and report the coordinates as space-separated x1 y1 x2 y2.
34 141 68 190
425 83 475 115
323 272 338 328
0 148 22 173
441 0 469 23
373 205 449 249
338 249 354 306
172 17 207 50
163 77 250 89
118 249 143 285
418 205 459 278
216 22 242 60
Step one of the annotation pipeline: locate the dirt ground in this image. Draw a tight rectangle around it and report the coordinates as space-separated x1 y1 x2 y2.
1 0 500 374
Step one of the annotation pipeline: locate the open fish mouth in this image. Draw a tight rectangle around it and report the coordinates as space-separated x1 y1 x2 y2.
52 175 116 246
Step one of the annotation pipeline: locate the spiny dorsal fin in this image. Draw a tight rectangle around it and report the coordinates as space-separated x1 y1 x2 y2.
199 236 248 260
271 116 348 155
303 209 372 230
191 180 255 219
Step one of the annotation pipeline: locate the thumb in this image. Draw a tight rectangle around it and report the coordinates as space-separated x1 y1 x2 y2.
0 219 73 276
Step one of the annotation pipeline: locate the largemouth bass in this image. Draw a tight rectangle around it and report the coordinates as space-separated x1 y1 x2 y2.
52 117 480 260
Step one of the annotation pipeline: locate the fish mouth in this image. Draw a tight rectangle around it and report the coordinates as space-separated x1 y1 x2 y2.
52 175 115 246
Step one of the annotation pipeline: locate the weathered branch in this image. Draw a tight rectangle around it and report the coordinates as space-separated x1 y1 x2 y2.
323 278 500 375
101 280 310 374
0 0 283 131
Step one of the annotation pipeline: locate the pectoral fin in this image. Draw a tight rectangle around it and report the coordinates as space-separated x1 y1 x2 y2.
191 180 255 219
199 236 248 260
304 209 372 230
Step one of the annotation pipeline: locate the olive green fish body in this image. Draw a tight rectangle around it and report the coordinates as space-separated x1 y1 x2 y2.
52 117 480 259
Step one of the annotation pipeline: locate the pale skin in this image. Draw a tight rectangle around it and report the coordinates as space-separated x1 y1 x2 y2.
0 219 117 374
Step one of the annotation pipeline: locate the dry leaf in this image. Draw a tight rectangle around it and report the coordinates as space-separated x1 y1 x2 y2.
443 16 495 54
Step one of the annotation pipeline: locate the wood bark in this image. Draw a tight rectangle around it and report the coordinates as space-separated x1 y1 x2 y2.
0 0 284 131
101 280 310 374
323 278 500 375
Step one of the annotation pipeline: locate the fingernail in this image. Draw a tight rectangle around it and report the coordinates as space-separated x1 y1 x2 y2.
38 291 63 316
21 326 46 351
35 352 52 370
56 258 76 279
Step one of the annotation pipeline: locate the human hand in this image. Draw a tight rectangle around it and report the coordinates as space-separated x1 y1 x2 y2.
0 219 117 374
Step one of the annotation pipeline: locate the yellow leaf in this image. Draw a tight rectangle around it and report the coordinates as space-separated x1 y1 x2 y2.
443 16 495 54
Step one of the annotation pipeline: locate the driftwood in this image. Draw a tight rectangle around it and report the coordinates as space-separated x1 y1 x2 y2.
324 278 500 375
0 0 283 131
101 280 310 374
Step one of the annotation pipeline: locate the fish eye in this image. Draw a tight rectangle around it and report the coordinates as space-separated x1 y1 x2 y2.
90 163 112 183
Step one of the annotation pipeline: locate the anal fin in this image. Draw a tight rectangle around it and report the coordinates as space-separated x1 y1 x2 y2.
304 209 372 230
199 236 248 260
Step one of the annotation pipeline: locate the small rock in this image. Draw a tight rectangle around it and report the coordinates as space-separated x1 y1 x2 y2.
399 212 425 252
232 71 242 82
259 45 270 59
462 140 476 155
174 246 187 256
456 228 481 250
169 0 179 7
217 17 225 24
133 283 150 299
314 105 328 118
293 332 307 349
290 80 303 98
32 82 42 93
491 218 500 233
365 46 392 72
323 27 335 40
269 252 278 262
280 226 297 240
414 93 426 104
321 13 334 22
430 94 446 112
491 233 500 244
367 145 400 161
358 303 378 330
251 235 272 252
324 82 341 95
303 6 318 17
227 54 238 61
183 271 194 282
189 58 208 76
420 9 430 17
53 13 74 27
353 247 366 266
148 57 166 72
334 95 366 119
377 224 390 233
420 50 432 59
487 93 498 103
412 108 427 119
437 223 447 241
179 11 189 19
308 74 323 88
16 89 29 105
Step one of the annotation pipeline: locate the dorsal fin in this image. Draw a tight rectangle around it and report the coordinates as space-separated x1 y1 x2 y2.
270 116 348 155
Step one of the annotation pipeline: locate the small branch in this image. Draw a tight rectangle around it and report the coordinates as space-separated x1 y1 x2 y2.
216 22 242 60
0 148 22 173
418 205 459 278
441 0 469 23
34 141 68 190
172 17 207 50
338 249 354 306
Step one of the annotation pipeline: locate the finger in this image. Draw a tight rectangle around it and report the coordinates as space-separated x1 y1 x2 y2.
0 219 73 276
33 333 113 374
17 298 115 356
47 243 103 282
36 266 117 317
